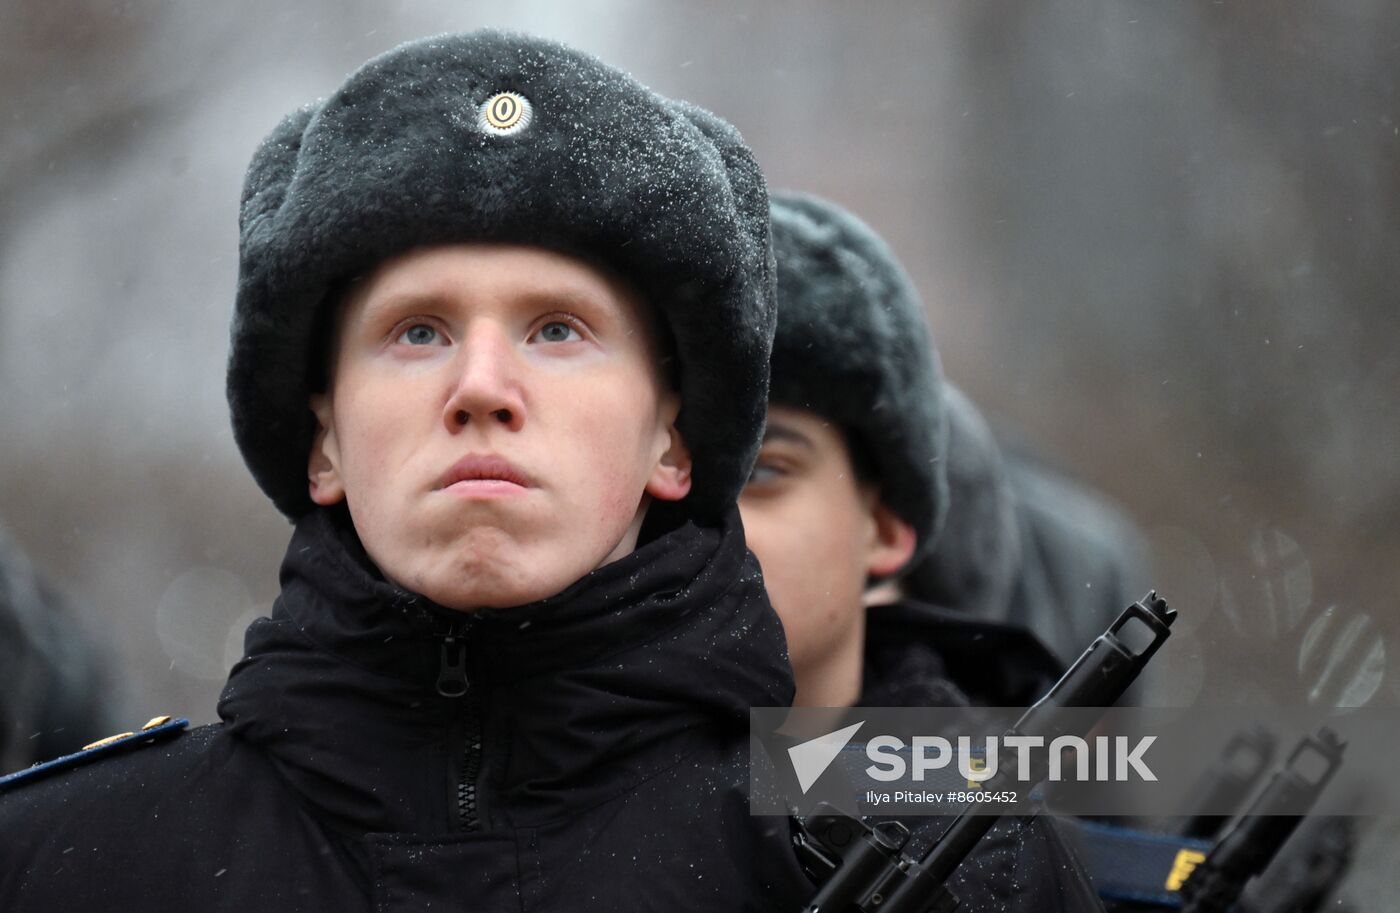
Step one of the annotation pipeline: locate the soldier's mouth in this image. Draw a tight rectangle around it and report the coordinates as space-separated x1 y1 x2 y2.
437 454 533 498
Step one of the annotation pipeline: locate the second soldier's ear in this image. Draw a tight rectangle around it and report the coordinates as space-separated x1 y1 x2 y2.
864 499 917 578
307 394 347 506
644 392 693 503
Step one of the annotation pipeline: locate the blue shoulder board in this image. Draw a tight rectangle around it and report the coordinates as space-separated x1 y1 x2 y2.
1060 817 1214 908
0 716 189 794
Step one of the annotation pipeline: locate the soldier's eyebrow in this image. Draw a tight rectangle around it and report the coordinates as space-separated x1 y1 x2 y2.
760 423 814 450
351 289 450 328
360 285 621 325
508 288 626 326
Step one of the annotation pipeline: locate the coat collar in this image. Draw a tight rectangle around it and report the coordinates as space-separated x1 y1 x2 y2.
217 507 792 835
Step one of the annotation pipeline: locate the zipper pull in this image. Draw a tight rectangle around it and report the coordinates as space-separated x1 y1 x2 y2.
436 637 469 698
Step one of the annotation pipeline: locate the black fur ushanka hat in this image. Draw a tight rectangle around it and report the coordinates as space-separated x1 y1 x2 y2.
767 191 948 568
228 30 775 522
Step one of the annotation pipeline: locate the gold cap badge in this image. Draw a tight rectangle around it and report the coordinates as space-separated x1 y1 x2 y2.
480 92 532 136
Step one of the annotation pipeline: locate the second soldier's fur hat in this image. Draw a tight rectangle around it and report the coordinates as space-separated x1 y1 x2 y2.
228 30 774 523
767 191 948 566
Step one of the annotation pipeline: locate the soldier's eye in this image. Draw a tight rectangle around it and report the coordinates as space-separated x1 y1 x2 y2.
396 323 442 346
746 462 787 486
532 320 582 344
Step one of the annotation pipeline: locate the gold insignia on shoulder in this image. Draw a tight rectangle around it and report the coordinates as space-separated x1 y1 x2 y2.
80 714 175 749
480 92 532 136
1 716 190 794
83 732 135 751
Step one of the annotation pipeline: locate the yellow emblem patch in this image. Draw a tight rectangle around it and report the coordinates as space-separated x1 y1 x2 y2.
1165 848 1207 891
966 756 987 789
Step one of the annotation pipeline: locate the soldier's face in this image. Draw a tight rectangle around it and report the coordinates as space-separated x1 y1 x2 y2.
307 243 690 611
739 406 916 705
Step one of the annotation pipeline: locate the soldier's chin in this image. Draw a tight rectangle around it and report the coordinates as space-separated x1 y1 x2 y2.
390 514 639 611
418 569 575 614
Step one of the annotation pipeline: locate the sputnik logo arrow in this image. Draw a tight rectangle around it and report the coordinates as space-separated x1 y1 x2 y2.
787 721 864 793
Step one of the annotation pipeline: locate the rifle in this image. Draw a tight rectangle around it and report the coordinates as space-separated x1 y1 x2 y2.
1178 728 1345 913
1180 727 1277 840
793 592 1177 913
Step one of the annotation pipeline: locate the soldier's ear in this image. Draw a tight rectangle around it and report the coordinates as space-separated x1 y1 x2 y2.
307 394 346 506
645 392 692 503
865 499 917 578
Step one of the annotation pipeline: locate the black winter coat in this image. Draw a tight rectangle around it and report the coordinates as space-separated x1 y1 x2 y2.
0 510 1102 911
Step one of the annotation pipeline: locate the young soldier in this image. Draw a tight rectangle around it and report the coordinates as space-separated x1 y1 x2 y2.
742 190 1096 711
742 191 1132 909
0 31 805 910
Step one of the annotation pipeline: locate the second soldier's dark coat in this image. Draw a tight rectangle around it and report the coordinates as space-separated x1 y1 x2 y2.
862 598 1066 710
860 598 1107 909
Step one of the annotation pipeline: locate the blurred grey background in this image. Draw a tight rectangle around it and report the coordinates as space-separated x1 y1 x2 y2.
2 0 1397 904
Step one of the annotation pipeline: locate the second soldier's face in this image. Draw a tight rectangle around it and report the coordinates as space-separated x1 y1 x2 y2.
307 243 691 611
739 406 916 705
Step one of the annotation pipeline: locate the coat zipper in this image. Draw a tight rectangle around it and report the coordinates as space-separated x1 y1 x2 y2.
436 637 470 698
436 633 483 832
457 698 483 831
